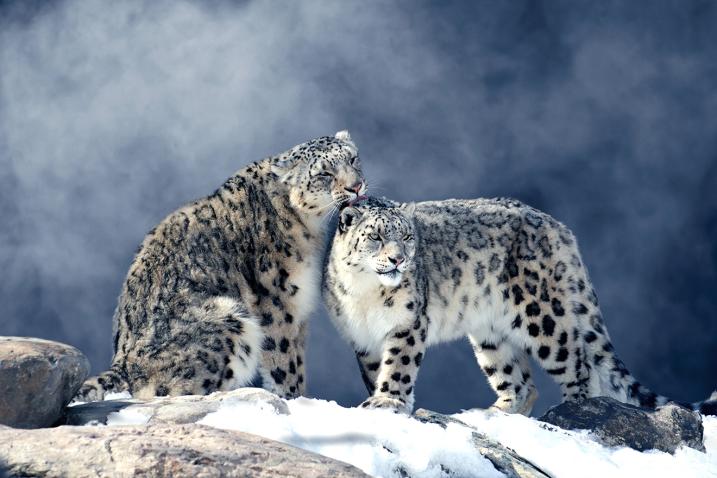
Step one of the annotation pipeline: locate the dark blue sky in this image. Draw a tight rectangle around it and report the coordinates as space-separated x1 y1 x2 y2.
1 0 715 414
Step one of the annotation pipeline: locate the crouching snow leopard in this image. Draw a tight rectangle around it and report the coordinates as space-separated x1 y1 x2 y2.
324 197 717 416
75 131 366 402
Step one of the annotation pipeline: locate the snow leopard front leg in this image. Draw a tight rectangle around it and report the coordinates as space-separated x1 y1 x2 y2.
355 348 382 395
256 303 307 399
293 320 308 394
360 315 428 414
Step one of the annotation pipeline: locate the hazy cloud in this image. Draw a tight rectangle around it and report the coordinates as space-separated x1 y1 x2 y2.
1 0 715 413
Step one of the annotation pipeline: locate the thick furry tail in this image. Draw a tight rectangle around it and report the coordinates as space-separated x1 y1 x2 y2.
592 347 716 415
580 313 669 409
73 364 129 403
562 262 713 415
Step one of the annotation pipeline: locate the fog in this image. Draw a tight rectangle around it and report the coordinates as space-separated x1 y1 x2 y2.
1 0 715 414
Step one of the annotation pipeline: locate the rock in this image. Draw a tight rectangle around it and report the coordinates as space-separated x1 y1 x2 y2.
414 409 551 478
0 423 369 478
64 387 289 426
0 336 90 428
539 396 705 453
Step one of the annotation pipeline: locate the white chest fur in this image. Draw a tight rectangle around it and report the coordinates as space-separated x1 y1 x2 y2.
333 276 414 354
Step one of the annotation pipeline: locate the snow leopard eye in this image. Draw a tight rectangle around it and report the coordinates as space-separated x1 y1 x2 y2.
403 234 414 242
314 171 334 178
368 232 380 242
350 155 360 166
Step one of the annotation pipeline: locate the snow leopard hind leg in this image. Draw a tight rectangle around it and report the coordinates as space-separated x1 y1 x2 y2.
77 296 261 401
502 218 677 412
130 296 261 399
468 335 538 415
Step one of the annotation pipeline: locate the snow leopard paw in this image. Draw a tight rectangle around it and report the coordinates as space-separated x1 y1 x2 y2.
360 396 410 414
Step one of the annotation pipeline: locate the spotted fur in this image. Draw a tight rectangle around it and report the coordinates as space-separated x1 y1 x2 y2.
325 197 715 415
75 131 366 401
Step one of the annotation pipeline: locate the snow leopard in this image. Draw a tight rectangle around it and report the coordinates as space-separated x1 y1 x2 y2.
75 131 366 401
324 197 717 415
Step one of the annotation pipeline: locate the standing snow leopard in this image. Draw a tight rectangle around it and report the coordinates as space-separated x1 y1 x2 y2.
324 197 717 415
75 131 366 401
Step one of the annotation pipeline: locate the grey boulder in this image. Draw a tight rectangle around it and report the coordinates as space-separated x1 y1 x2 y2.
0 423 369 478
64 387 289 425
539 396 704 453
0 336 89 428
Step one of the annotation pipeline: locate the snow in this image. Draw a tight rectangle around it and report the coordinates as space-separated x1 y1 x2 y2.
199 397 502 478
68 390 145 425
103 391 133 401
68 390 133 407
105 406 151 426
103 395 717 478
455 410 717 478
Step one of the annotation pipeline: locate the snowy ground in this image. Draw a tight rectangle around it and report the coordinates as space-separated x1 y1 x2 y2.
101 393 717 478
455 409 717 478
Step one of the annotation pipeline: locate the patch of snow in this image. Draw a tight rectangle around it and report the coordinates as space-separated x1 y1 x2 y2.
82 419 104 427
68 390 133 407
199 397 503 478
104 391 133 401
454 410 717 478
106 407 151 426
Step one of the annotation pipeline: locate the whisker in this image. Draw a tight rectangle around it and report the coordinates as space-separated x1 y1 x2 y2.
315 199 342 212
321 205 340 227
363 181 388 195
327 207 339 223
361 181 390 197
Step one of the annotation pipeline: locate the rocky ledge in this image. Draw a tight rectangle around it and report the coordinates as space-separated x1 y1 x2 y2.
0 336 711 478
0 423 369 478
62 390 550 478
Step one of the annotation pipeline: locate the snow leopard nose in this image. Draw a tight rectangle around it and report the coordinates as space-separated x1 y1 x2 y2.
388 255 405 266
344 181 363 195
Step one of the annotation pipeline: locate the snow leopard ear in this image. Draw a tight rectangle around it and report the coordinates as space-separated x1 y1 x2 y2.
335 130 357 155
338 207 362 234
335 130 352 142
401 202 417 217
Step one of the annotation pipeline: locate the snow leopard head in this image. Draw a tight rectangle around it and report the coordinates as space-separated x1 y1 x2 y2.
335 199 417 287
272 131 366 217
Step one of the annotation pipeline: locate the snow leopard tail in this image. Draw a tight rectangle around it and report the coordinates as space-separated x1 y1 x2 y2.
73 363 129 403
586 334 716 415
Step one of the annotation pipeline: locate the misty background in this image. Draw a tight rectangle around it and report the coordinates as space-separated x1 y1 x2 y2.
1 0 715 415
